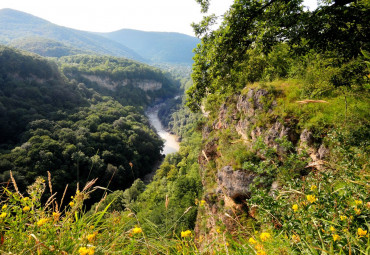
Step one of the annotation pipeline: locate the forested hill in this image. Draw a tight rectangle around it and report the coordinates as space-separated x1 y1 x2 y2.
58 55 178 107
0 9 199 65
9 37 92 58
0 8 144 61
99 29 200 64
0 46 174 207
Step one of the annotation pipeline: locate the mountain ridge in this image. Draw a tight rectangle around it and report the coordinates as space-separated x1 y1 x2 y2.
99 29 199 64
0 8 199 65
0 8 145 61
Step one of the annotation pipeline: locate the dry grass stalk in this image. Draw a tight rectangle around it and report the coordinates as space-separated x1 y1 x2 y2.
82 178 98 193
44 192 57 210
296 99 329 104
47 171 53 195
165 194 169 210
95 192 107 213
202 150 209 163
9 171 23 198
60 184 68 209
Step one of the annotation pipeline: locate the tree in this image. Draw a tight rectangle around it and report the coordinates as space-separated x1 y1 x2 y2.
187 0 369 111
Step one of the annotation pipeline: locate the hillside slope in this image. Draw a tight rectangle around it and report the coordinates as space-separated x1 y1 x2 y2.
9 37 92 57
100 29 199 64
0 46 174 208
0 8 145 61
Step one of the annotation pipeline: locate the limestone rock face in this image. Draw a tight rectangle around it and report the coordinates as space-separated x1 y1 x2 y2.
80 74 162 92
81 74 122 90
236 89 270 117
136 80 162 91
217 166 256 201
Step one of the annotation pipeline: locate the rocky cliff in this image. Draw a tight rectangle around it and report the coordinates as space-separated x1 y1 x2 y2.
81 74 162 92
195 86 330 242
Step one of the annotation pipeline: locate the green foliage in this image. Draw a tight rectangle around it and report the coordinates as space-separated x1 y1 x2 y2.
0 46 88 145
158 96 203 139
0 46 166 207
59 55 179 107
100 29 199 65
9 37 91 57
126 122 203 237
187 0 369 111
248 135 369 254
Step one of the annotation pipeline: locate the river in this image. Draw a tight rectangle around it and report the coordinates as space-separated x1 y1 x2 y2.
146 107 180 155
142 107 180 184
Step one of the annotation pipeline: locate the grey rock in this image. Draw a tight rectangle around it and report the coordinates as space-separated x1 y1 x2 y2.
300 129 314 146
318 144 330 159
217 166 256 201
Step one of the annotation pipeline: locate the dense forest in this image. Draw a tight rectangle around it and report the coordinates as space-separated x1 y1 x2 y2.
0 46 178 206
59 55 179 107
0 0 369 254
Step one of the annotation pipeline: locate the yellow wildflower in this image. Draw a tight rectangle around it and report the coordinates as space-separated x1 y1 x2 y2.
310 184 317 191
23 197 30 201
340 215 347 221
292 234 300 243
332 234 340 242
87 232 98 243
78 247 95 255
181 230 192 238
216 228 221 233
248 237 257 244
355 200 362 206
292 204 298 212
260 232 271 242
330 226 336 232
354 207 361 215
306 195 317 203
23 206 30 212
132 227 142 234
53 212 60 221
358 228 367 237
0 212 7 218
200 200 206 206
69 201 75 207
2 204 7 210
37 218 48 227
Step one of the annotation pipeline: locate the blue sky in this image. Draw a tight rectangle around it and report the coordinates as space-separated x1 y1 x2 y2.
0 0 318 36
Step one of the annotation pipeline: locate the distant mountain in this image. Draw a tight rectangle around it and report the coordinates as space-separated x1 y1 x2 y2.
0 9 145 61
9 37 92 57
100 29 200 64
0 8 199 64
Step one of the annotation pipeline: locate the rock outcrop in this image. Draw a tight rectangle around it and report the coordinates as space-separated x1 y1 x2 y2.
217 166 256 201
80 74 162 92
196 87 330 240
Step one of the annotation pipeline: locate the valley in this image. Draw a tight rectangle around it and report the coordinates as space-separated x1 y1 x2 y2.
0 1 369 254
146 105 180 155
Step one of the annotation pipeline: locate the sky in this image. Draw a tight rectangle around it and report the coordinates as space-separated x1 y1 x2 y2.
0 0 318 36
